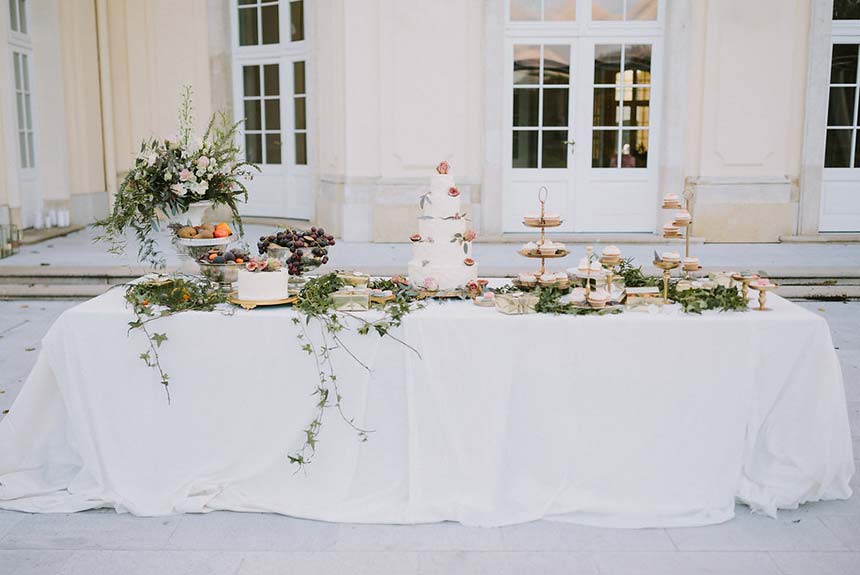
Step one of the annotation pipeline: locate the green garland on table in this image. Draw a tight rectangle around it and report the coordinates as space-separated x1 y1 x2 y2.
125 276 230 402
287 274 425 469
672 285 748 315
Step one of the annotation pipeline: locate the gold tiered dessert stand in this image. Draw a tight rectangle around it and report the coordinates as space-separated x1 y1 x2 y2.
515 186 569 287
652 257 680 304
662 181 702 276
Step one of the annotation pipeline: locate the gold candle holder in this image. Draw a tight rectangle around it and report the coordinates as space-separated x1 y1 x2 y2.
653 259 679 303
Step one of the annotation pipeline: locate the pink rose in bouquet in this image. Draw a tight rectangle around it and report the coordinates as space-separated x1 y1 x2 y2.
436 161 450 175
179 168 194 182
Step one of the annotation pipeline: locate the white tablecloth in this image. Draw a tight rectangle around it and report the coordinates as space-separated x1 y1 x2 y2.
0 287 853 527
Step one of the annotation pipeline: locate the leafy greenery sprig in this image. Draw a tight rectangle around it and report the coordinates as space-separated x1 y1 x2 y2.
673 285 748 314
287 273 425 469
125 276 229 402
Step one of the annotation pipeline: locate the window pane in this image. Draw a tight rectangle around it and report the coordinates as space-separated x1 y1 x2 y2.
293 61 305 94
295 132 307 165
542 131 568 168
855 137 860 167
261 4 279 44
290 0 304 41
17 0 25 33
592 130 618 168
628 0 658 20
15 93 24 129
238 7 258 46
238 0 256 5
514 45 541 85
265 99 281 130
594 44 622 84
244 100 261 130
245 133 262 163
543 88 569 127
293 96 306 130
834 0 860 19
623 87 650 127
22 53 30 90
544 0 575 21
243 66 260 97
12 52 20 90
24 93 31 129
26 131 34 167
831 44 859 84
593 88 619 127
18 132 26 167
625 45 652 84
621 130 648 168
265 134 281 164
9 0 17 33
510 0 540 20
513 88 539 127
828 87 856 126
543 45 570 85
513 131 538 168
824 129 852 167
593 0 623 20
264 64 279 96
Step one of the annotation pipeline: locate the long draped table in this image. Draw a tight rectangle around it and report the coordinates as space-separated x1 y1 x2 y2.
0 286 853 527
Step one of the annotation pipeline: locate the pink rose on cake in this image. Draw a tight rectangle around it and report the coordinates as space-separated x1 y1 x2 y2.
423 277 439 291
463 230 476 242
436 161 450 175
448 187 460 198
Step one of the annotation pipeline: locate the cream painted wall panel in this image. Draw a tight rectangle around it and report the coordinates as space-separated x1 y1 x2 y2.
29 0 69 202
343 0 380 178
59 0 105 197
698 0 809 178
379 0 483 181
108 0 213 173
315 0 345 178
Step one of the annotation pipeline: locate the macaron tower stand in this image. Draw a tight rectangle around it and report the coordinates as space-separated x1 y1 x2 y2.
514 186 569 288
661 183 702 277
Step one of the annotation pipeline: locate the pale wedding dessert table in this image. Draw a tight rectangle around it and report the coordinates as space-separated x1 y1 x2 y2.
0 286 853 528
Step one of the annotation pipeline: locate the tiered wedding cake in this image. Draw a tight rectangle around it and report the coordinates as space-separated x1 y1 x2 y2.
408 161 478 291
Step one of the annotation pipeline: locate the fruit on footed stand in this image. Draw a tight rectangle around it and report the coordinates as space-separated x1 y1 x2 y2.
173 222 232 240
258 226 335 276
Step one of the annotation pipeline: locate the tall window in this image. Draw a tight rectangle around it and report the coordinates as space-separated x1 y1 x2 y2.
834 0 860 20
292 60 307 165
825 44 860 167
592 44 651 168
8 0 27 34
241 64 281 164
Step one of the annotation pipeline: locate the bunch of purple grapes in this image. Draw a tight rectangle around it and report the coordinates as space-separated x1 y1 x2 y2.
258 227 335 276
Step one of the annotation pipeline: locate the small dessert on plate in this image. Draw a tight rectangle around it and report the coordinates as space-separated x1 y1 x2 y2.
542 213 562 225
587 288 610 308
602 245 621 258
539 241 562 255
662 193 682 209
523 214 542 226
663 223 680 236
661 251 681 264
682 256 700 271
673 210 692 226
576 257 603 275
517 272 537 287
522 241 539 254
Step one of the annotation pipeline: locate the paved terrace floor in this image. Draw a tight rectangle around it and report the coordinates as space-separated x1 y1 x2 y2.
0 297 859 574
0 226 859 277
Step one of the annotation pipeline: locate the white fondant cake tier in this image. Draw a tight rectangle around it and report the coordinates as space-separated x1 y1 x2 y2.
408 261 477 292
408 165 478 290
237 269 290 301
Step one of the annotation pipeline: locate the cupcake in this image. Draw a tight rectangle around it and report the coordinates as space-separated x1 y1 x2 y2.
524 214 542 225
673 210 692 226
539 241 559 255
518 272 537 286
682 256 700 271
602 245 621 258
522 241 538 254
661 251 681 264
662 193 682 209
543 213 562 224
577 257 603 274
663 223 680 236
587 288 610 308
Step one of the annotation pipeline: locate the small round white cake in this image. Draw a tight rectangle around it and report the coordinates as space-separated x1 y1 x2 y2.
237 269 290 301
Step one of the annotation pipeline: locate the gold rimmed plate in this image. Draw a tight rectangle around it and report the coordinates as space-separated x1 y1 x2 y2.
228 292 298 310
519 249 570 259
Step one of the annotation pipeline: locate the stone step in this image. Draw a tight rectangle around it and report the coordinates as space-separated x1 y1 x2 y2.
0 283 115 299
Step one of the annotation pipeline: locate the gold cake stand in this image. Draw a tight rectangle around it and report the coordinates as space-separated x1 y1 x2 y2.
228 293 299 310
520 186 568 278
652 259 680 303
749 282 778 311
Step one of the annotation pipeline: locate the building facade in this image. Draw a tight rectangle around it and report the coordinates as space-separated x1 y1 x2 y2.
1 0 859 242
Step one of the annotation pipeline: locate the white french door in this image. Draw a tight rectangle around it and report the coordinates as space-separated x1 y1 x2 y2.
503 0 663 233
230 0 311 220
821 19 860 230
